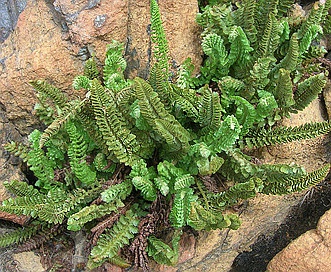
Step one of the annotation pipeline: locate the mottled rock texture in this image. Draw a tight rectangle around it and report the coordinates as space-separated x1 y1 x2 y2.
267 208 331 272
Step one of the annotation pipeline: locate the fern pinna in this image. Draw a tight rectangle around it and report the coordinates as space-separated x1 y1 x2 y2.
1 0 331 270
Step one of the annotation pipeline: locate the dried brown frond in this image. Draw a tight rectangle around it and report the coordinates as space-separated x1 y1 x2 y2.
129 195 170 272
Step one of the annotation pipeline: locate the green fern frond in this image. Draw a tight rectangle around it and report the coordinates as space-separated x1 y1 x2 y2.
90 79 139 165
171 84 201 121
77 104 106 152
174 174 195 191
27 130 57 190
0 192 45 219
218 149 256 182
299 24 323 55
103 41 129 91
211 177 263 207
147 230 182 266
198 86 222 134
277 0 295 17
3 180 41 197
243 120 331 148
93 153 116 173
231 96 257 136
196 4 234 38
134 78 191 153
245 57 274 95
234 0 257 45
130 160 157 201
188 202 241 231
219 76 252 105
72 75 91 90
272 68 295 113
200 33 229 81
33 97 55 125
276 33 299 72
196 154 224 176
29 80 68 108
227 26 254 76
154 177 170 196
289 163 330 192
0 186 99 224
176 58 195 89
4 141 29 162
149 65 172 110
101 179 133 203
39 99 85 148
254 0 278 37
0 221 45 248
87 206 140 269
37 187 98 224
255 90 278 121
298 2 325 39
257 13 281 58
66 121 96 185
292 73 326 112
67 203 119 231
169 187 197 228
133 77 168 126
84 57 100 80
150 0 170 74
261 163 329 194
154 119 191 153
200 115 241 153
107 256 131 268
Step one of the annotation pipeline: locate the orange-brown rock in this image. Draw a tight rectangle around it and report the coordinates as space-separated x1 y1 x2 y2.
0 0 202 135
0 0 83 135
267 208 331 272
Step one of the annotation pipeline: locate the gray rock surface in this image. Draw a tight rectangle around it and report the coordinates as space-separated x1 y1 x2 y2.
0 0 27 43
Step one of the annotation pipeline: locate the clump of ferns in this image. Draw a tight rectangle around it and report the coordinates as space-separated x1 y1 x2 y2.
1 0 331 270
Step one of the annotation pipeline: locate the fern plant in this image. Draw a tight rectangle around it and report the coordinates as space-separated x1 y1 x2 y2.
1 0 331 270
193 0 330 123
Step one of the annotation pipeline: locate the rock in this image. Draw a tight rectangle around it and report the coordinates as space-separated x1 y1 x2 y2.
323 79 331 119
170 194 302 272
0 0 84 135
125 1 202 78
267 208 331 272
12 251 44 272
0 0 27 43
0 106 25 203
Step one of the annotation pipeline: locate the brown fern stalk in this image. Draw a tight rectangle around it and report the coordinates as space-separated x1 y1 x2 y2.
88 200 133 248
15 224 63 253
